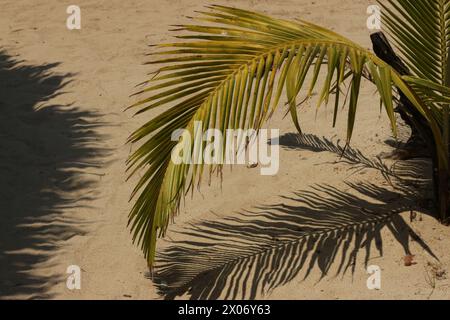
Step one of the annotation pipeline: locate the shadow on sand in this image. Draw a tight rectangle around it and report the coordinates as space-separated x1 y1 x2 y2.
153 133 436 300
0 50 108 298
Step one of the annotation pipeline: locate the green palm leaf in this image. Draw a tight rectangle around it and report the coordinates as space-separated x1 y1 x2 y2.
379 0 450 85
128 5 444 265
379 0 450 221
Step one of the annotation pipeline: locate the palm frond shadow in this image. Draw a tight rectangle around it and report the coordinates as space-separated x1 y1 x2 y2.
279 133 433 196
153 134 435 300
0 50 110 298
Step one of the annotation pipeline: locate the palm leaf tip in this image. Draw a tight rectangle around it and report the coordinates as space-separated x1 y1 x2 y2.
127 5 434 266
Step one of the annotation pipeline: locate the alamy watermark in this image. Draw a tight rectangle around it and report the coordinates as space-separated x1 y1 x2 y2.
171 121 280 176
367 4 381 30
66 265 81 290
66 5 81 30
366 265 381 290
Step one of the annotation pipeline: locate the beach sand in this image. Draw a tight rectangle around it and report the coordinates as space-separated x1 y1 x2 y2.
0 0 449 299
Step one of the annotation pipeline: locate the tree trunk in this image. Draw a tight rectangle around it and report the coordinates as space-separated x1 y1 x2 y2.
370 32 450 223
438 169 449 223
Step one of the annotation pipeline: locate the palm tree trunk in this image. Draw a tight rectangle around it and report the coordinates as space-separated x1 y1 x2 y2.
437 168 449 222
371 32 450 223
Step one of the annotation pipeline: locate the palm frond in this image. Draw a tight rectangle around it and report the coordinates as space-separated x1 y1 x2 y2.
379 0 450 86
128 5 443 265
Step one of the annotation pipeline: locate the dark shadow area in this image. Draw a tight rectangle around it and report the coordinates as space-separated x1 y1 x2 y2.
0 50 108 298
153 133 435 300
279 133 433 200
281 133 395 180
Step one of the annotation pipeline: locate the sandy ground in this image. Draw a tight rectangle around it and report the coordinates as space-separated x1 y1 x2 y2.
0 0 449 300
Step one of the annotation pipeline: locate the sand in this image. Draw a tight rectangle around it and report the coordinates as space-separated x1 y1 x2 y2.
0 0 449 300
